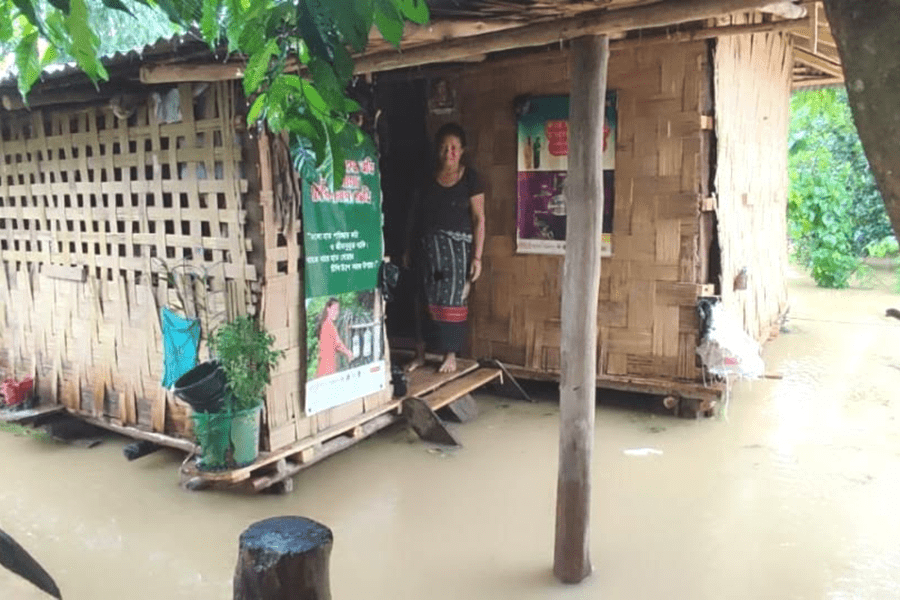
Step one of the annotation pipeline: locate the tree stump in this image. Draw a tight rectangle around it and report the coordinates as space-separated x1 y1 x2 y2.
234 516 333 600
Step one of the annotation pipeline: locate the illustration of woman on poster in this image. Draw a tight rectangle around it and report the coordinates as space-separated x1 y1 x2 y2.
315 298 353 378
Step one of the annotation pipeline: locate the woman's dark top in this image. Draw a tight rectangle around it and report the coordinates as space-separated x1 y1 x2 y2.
417 167 484 236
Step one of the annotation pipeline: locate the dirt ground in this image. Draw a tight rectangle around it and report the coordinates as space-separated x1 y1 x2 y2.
2 265 900 599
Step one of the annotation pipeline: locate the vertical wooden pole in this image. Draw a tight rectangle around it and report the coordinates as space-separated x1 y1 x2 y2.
554 34 609 584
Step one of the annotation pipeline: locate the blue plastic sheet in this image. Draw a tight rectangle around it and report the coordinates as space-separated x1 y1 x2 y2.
160 307 201 388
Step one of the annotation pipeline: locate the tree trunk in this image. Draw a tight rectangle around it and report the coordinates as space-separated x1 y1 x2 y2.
822 1 900 240
234 516 333 600
553 34 609 585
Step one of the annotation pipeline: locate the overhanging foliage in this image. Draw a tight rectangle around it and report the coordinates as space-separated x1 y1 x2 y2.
1 0 429 187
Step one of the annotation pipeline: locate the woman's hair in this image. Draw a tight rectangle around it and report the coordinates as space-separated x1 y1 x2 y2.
315 297 340 337
434 122 467 150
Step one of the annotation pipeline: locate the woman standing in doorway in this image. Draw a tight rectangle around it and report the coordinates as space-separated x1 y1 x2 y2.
315 298 353 378
404 123 486 373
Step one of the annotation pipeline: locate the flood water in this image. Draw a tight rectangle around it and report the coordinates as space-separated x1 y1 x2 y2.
3 266 900 600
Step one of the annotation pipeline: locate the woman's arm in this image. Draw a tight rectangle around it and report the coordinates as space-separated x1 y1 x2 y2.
334 331 353 359
469 193 486 282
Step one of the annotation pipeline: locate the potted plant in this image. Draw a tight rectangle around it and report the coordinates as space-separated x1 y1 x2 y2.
210 315 284 467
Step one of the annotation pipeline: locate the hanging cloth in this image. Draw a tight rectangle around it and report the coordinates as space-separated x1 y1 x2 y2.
160 306 202 388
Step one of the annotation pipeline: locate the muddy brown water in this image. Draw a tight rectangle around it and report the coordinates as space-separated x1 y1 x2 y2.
3 267 900 599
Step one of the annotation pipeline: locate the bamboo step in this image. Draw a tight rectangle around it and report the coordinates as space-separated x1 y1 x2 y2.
417 368 502 411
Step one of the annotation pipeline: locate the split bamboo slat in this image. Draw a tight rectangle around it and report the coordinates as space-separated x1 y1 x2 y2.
714 13 792 341
0 82 256 437
446 41 711 385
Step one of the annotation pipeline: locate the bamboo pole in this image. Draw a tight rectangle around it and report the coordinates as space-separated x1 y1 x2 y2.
553 34 609 585
354 0 796 73
137 0 804 85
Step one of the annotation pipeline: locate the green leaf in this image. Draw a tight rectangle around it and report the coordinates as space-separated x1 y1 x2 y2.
99 0 132 14
243 38 277 96
373 0 402 47
47 0 70 15
11 0 43 31
296 39 310 63
308 57 347 112
15 30 42 99
320 0 370 52
343 97 361 113
200 0 221 44
246 92 267 124
398 0 428 25
65 0 108 85
301 79 331 116
297 0 334 63
331 42 353 84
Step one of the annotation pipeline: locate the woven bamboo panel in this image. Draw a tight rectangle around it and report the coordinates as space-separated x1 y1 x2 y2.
714 15 791 341
438 41 710 384
257 132 392 453
0 82 256 436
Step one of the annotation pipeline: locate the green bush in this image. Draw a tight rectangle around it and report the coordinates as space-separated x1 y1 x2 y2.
210 315 283 412
789 88 890 288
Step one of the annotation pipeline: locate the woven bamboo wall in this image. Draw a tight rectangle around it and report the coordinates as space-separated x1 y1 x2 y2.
0 82 256 437
257 133 392 453
714 17 792 341
444 41 710 383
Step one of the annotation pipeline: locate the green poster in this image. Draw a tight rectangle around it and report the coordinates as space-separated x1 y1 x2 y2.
302 142 384 298
302 141 387 416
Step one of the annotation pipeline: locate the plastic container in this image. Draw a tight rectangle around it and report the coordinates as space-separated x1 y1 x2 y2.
1 376 34 408
191 410 232 470
173 361 227 413
230 406 262 467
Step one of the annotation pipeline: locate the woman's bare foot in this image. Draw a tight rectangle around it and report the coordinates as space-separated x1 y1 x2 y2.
438 352 457 373
405 355 426 373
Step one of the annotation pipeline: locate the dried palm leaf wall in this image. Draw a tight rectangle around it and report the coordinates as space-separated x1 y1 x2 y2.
437 40 713 386
0 82 257 438
714 16 792 341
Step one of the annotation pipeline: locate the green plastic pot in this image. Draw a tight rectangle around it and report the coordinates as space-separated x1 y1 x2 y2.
230 406 262 467
191 411 232 470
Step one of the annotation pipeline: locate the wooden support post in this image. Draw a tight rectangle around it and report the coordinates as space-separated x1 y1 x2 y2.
402 397 461 447
440 393 479 423
234 516 333 600
554 34 609 585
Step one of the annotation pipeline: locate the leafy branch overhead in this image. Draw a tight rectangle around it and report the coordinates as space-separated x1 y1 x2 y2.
1 0 429 186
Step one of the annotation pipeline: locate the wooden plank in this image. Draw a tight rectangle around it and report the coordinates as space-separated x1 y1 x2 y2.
76 414 198 453
0 405 66 424
185 398 402 482
404 357 480 398
419 368 501 411
355 0 796 73
501 364 725 402
249 413 397 492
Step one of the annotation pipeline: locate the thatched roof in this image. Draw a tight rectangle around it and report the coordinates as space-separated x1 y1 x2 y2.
0 0 841 100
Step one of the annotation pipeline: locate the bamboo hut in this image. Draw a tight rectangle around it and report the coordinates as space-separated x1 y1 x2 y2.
0 0 844 491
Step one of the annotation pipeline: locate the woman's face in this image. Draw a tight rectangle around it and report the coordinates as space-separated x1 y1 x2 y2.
438 135 464 169
327 303 340 320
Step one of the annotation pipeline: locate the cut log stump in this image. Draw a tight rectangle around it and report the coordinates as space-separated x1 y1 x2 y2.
234 516 333 600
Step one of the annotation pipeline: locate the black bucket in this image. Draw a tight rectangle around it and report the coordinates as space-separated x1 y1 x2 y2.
174 360 227 413
390 364 408 398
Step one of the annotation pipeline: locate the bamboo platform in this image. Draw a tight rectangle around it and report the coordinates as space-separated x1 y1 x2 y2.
179 358 502 493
